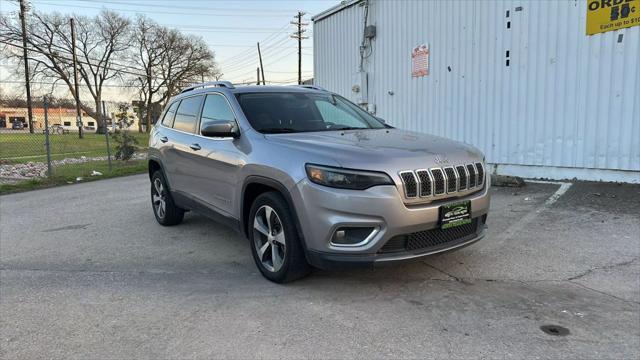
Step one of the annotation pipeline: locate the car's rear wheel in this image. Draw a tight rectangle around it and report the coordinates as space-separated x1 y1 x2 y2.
151 171 184 226
249 192 311 283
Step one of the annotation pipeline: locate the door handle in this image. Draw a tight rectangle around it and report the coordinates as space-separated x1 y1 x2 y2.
190 143 202 151
160 136 168 143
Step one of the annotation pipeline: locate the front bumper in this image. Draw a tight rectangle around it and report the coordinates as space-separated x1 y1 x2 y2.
291 179 490 269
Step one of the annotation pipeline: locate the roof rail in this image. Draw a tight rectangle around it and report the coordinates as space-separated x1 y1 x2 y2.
181 81 235 93
290 84 327 92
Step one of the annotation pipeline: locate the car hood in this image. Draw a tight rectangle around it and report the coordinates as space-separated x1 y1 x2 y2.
265 128 484 172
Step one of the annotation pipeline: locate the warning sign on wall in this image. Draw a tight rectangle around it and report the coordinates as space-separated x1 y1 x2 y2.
586 0 640 35
411 44 429 78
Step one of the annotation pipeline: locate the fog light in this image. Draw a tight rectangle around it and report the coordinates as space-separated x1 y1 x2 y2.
331 227 377 246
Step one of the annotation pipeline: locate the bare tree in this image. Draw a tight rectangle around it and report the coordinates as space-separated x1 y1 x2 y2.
0 10 131 133
129 16 166 133
129 17 220 132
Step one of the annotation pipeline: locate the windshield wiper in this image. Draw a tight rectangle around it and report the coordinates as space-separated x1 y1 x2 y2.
331 126 368 131
260 127 298 134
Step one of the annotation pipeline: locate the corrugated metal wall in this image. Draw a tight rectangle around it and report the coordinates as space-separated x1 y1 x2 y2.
314 0 640 182
313 2 366 100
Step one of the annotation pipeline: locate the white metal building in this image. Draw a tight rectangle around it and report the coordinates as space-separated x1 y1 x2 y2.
312 0 640 183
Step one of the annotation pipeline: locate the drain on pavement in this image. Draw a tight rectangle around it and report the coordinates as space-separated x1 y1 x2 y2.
540 325 570 336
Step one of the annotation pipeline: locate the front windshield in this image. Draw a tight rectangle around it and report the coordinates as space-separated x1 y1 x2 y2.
235 92 386 134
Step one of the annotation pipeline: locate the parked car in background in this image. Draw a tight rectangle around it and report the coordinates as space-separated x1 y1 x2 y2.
11 120 24 130
147 81 490 283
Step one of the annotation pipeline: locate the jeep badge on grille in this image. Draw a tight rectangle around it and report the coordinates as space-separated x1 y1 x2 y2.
434 154 449 165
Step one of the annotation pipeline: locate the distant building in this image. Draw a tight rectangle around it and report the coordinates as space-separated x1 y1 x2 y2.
0 107 97 131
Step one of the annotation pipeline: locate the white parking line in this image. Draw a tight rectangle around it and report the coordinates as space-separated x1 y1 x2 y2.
526 180 573 207
479 179 573 249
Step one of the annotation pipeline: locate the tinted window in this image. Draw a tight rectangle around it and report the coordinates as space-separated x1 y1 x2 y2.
173 96 203 133
161 101 179 127
235 92 385 134
201 94 235 129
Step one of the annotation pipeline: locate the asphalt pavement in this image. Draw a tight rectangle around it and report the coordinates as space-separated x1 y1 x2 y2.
1 174 638 359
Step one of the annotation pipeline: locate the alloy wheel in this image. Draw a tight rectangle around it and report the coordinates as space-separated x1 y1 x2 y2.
253 205 286 272
152 178 167 219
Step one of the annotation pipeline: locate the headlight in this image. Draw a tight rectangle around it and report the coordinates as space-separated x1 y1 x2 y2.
305 164 394 190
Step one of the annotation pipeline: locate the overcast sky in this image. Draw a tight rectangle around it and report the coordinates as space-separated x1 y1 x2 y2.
0 0 341 99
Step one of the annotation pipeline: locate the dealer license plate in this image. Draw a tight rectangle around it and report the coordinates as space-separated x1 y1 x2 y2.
439 200 472 229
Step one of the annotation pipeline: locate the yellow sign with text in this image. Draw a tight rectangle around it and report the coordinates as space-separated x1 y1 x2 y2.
586 0 640 35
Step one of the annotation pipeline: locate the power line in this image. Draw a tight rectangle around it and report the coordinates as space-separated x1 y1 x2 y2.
29 0 294 19
0 35 149 77
227 49 298 81
208 44 298 49
37 0 299 14
220 35 293 73
0 40 148 78
164 24 287 31
0 80 141 88
218 36 291 72
268 70 313 74
217 24 291 64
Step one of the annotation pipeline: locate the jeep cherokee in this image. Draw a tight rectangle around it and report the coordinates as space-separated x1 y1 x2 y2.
148 81 490 283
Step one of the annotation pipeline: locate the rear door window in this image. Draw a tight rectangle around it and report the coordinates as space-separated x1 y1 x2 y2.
161 101 180 127
173 96 204 133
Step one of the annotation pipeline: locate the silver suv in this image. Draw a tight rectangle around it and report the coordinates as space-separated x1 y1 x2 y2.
148 81 490 282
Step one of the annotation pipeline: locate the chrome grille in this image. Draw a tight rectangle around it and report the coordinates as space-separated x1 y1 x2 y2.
475 162 484 186
431 168 446 195
398 163 485 200
399 171 418 198
415 170 432 197
456 165 468 190
466 164 477 188
444 167 457 193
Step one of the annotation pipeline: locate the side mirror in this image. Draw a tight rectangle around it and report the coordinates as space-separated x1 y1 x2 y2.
201 120 239 138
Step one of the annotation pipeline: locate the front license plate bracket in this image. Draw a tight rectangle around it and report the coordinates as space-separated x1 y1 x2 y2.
439 200 472 229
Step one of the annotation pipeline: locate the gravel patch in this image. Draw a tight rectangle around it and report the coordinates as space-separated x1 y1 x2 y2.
0 153 147 184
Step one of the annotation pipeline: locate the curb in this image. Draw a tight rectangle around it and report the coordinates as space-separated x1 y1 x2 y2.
491 174 526 187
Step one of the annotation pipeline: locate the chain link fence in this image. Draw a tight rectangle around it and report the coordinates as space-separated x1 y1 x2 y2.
0 96 149 188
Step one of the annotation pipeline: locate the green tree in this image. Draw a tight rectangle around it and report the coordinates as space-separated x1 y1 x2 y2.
111 104 138 161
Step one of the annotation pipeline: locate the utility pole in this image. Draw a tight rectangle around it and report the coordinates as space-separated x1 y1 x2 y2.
257 42 265 85
256 67 261 85
43 96 52 176
146 67 152 132
70 18 83 138
19 0 34 133
102 101 112 171
290 11 308 85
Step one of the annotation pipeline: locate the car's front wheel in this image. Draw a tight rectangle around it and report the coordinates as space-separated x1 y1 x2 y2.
150 171 184 226
248 192 311 283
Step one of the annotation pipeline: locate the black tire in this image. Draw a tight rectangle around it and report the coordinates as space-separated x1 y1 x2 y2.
150 170 184 226
248 191 311 283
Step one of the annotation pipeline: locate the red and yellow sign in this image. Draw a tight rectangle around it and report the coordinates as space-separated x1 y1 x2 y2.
586 0 640 35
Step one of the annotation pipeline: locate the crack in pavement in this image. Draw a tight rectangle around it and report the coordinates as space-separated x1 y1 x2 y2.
567 279 640 306
566 257 639 281
41 223 92 232
2 265 639 306
419 260 640 306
